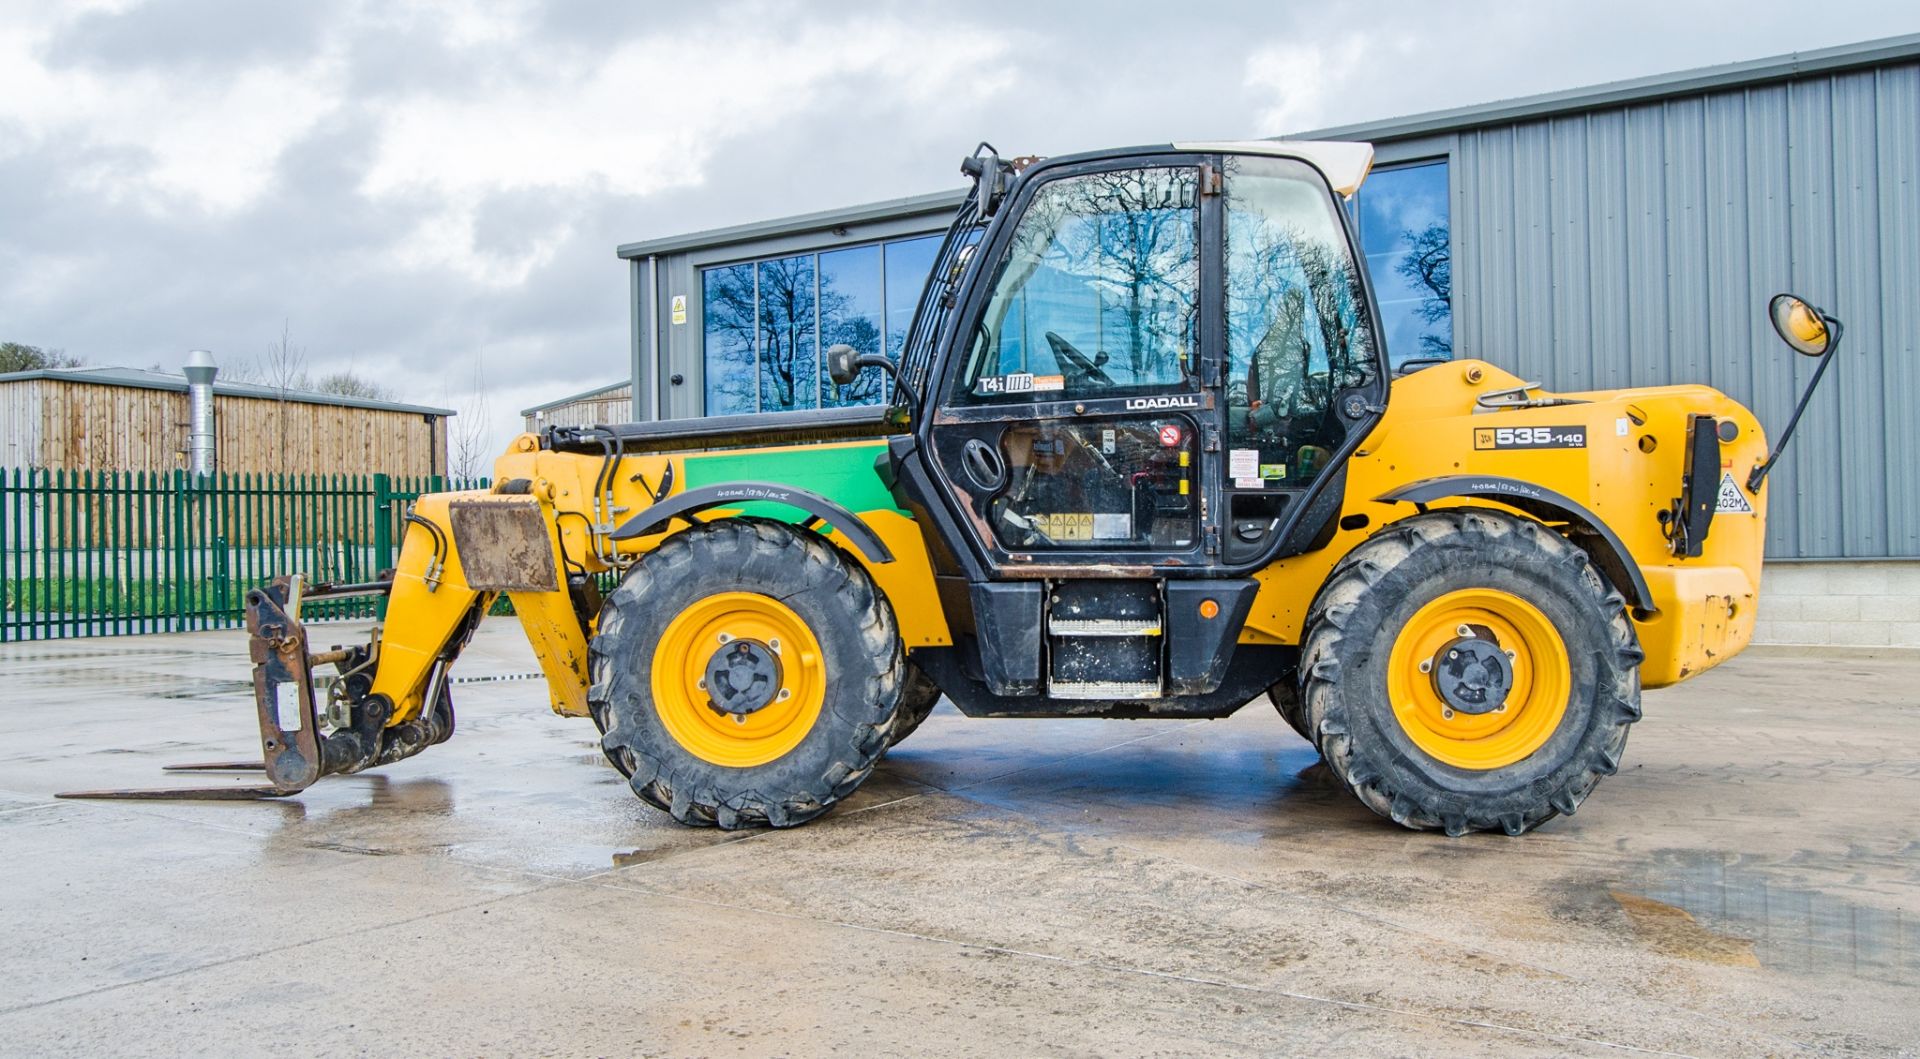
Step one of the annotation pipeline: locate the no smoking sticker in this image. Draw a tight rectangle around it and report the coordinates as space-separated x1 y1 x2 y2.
1158 424 1183 447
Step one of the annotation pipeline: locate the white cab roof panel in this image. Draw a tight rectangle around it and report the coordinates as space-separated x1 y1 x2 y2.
1171 140 1375 197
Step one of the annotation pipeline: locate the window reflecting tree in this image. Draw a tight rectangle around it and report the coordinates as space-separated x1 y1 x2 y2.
1395 221 1452 358
757 255 817 411
702 263 757 416
1353 161 1451 366
964 167 1197 398
820 245 885 407
1224 155 1379 485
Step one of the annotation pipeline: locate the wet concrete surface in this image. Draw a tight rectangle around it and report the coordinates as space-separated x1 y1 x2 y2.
1 624 1916 1057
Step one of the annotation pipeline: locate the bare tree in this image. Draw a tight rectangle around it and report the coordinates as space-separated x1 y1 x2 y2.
252 320 312 472
448 356 494 482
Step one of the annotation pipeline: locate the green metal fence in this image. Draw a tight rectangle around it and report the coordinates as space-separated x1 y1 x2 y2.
0 468 486 642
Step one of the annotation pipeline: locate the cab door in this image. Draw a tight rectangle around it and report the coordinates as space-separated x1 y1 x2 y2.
924 156 1224 575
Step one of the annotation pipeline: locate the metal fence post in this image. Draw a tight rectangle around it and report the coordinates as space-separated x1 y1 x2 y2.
372 473 392 619
170 469 187 633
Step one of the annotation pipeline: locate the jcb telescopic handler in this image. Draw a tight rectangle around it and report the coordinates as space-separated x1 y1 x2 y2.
70 140 1846 836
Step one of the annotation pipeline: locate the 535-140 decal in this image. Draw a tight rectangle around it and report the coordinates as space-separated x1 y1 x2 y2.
1473 425 1587 450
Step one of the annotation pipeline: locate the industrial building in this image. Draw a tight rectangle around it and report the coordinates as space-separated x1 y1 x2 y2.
603 34 1920 649
0 362 453 477
521 380 633 433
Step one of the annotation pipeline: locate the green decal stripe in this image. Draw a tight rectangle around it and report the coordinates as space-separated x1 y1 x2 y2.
679 441 904 520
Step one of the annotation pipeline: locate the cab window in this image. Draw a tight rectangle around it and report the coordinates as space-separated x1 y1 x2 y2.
958 166 1198 403
1224 155 1378 489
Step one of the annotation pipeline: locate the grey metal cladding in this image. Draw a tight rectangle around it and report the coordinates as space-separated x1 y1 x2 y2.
1449 60 1920 560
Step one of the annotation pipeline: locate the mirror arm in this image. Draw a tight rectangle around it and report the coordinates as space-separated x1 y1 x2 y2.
1748 316 1843 493
856 354 919 414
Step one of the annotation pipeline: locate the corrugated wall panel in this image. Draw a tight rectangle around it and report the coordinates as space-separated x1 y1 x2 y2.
1876 65 1920 556
1450 62 1919 559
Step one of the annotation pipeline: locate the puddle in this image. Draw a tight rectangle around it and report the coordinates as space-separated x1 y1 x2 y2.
1616 851 1916 983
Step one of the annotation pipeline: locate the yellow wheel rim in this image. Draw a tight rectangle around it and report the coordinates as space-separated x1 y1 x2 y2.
651 592 826 768
1385 588 1570 770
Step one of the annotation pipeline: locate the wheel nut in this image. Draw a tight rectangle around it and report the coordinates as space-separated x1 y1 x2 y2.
1494 704 1507 713
1443 708 1456 720
1505 650 1516 661
1418 659 1433 673
1447 650 1458 660
696 678 707 690
769 638 781 651
718 633 732 644
731 714 745 725
777 688 791 701
1457 624 1473 637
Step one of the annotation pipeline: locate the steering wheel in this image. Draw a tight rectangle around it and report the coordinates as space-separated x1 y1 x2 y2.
1044 331 1113 388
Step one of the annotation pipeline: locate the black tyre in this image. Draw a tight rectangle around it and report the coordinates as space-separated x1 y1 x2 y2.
590 518 904 829
886 665 942 750
1268 667 1309 742
1299 510 1643 836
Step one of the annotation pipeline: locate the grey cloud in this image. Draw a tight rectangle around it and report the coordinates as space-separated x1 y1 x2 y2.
42 0 342 74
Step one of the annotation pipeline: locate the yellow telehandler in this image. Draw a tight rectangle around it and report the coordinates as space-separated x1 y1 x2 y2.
68 141 1845 835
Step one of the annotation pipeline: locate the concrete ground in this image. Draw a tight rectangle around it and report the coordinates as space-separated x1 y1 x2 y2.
0 625 1915 1058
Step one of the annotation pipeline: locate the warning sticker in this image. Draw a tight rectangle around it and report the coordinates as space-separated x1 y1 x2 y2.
1032 512 1094 540
1228 448 1259 479
1715 472 1755 514
1031 512 1132 540
670 295 687 326
1259 463 1286 479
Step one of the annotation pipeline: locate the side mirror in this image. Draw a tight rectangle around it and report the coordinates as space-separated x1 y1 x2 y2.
1749 293 1845 492
826 344 860 386
1769 293 1834 357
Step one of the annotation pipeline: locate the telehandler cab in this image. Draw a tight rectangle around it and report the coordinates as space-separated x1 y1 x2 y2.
69 140 1846 836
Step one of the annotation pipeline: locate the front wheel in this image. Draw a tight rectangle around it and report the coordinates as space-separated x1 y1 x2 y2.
1298 510 1644 836
590 518 904 829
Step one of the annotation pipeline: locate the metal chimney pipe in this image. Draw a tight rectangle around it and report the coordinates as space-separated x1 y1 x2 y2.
184 349 218 477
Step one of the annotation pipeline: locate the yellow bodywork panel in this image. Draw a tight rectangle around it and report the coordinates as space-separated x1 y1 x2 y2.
1243 361 1767 688
369 491 590 724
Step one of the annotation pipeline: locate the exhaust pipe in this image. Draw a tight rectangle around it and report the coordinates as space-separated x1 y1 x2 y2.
184 349 218 477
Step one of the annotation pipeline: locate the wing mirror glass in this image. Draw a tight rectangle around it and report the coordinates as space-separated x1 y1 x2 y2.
1769 293 1833 357
826 344 860 386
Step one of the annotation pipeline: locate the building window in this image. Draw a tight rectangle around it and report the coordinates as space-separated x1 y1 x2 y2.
701 233 942 415
1351 160 1452 366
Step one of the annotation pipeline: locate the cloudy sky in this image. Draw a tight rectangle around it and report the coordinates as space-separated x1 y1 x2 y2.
3 0 1915 458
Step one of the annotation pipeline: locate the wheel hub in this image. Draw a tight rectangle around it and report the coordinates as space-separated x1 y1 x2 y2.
1430 628 1511 715
704 638 783 717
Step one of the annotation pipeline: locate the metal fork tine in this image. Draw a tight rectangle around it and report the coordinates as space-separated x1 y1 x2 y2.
56 786 293 801
163 761 268 772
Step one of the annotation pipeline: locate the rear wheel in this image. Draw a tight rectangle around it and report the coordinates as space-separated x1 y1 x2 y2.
1299 510 1643 836
590 518 904 829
